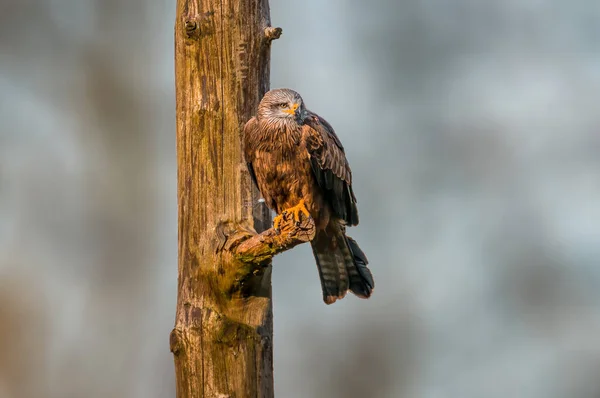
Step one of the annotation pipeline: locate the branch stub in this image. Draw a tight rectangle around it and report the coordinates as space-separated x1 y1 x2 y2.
264 26 282 42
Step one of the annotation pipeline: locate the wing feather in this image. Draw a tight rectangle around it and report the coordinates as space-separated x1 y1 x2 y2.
302 113 359 226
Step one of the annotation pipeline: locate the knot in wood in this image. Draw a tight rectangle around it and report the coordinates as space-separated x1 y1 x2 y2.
169 328 184 356
184 12 215 39
185 20 197 35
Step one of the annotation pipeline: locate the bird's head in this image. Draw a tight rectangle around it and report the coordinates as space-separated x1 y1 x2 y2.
257 88 308 125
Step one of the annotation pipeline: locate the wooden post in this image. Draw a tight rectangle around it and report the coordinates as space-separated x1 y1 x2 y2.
169 0 315 397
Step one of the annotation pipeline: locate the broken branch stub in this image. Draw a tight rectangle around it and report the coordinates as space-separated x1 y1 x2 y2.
228 212 316 265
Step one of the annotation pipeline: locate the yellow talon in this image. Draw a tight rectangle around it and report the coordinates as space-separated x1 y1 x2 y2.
273 200 311 231
273 213 284 231
289 199 311 224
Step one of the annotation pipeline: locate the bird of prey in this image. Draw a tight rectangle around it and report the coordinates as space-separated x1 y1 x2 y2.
243 88 374 304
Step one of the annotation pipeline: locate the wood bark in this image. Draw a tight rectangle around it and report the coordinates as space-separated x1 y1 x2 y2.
171 1 292 397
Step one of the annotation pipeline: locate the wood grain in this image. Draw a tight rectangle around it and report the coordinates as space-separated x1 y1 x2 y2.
172 0 280 396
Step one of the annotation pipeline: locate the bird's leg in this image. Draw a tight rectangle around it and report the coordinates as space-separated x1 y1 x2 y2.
287 199 311 225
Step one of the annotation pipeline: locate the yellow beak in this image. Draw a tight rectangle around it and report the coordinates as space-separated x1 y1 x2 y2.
282 103 299 115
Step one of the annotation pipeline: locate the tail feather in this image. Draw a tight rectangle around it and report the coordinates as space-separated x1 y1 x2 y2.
311 232 349 304
310 222 374 304
346 236 374 298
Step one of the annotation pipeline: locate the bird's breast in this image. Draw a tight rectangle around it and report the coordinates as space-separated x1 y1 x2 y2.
253 143 313 208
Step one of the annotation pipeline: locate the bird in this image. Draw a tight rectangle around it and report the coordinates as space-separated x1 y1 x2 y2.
243 88 374 304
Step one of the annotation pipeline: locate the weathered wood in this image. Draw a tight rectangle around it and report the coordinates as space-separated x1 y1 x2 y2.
171 0 282 397
209 214 315 302
232 215 316 265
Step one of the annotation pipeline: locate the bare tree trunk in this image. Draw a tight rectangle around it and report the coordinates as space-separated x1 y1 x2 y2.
171 0 285 397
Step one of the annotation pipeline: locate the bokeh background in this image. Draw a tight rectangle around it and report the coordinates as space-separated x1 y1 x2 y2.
2 0 600 397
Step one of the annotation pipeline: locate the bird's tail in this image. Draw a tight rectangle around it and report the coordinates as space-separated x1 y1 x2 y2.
310 221 374 304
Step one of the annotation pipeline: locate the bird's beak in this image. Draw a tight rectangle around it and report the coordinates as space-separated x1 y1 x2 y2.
282 103 299 115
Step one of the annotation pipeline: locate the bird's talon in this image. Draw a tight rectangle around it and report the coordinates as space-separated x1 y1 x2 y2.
272 201 310 231
272 213 284 231
288 199 311 224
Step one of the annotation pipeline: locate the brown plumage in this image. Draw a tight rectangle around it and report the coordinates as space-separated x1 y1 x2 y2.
243 88 374 304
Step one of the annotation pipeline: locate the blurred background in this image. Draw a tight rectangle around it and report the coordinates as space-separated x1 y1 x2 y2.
2 0 600 397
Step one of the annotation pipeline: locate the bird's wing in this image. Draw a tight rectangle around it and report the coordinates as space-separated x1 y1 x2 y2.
242 116 259 189
302 113 359 226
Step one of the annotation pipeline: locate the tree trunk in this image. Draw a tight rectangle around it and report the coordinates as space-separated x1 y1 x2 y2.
170 0 282 397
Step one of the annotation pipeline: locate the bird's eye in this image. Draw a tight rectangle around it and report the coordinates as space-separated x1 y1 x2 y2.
278 103 288 108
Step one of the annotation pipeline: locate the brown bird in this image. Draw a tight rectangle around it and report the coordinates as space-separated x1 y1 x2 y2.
243 88 374 304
